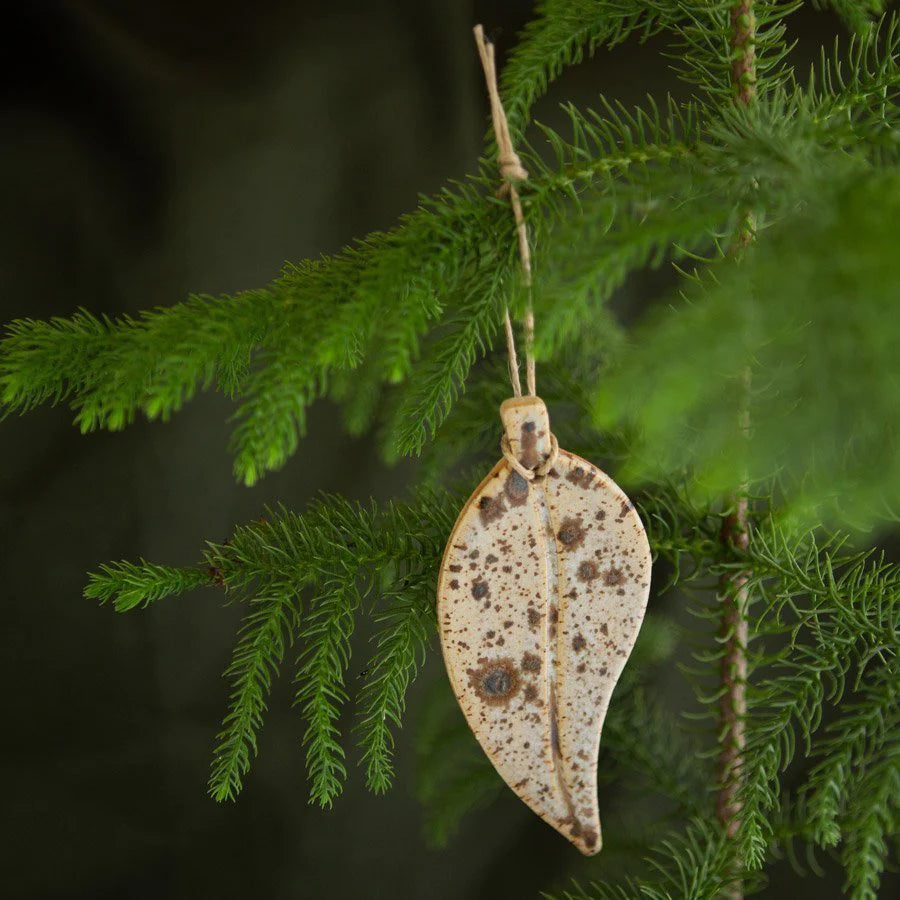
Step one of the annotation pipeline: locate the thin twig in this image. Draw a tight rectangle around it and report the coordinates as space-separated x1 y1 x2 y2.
718 2 757 897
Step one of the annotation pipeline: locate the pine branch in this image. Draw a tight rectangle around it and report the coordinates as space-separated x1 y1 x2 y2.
724 522 899 880
804 668 898 851
0 294 274 429
293 578 359 808
389 267 506 457
816 0 887 34
804 13 900 148
209 586 300 801
549 818 744 900
85 493 458 803
667 1 799 103
839 720 899 899
595 163 900 531
9 56 888 483
356 581 435 793
500 0 672 137
84 560 211 611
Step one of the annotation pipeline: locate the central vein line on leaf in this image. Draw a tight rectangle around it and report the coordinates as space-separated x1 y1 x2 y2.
533 480 575 816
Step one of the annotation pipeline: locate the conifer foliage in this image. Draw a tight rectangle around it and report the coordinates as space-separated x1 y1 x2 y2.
3 1 898 896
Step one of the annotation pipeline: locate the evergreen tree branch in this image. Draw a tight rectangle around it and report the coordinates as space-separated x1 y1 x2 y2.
293 578 359 808
839 715 899 899
816 0 887 34
724 522 899 884
500 0 674 137
667 0 799 103
84 560 212 611
85 493 458 803
356 580 435 794
209 586 300 802
803 668 898 852
595 164 900 531
549 818 746 900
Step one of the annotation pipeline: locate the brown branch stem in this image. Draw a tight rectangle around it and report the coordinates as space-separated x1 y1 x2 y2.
717 2 756 897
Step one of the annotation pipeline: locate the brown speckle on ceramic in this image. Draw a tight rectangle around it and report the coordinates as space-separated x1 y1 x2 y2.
504 470 530 506
467 657 521 706
436 396 652 857
557 516 586 549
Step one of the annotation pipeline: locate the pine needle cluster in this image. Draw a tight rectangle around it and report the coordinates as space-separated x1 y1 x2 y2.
4 0 898 896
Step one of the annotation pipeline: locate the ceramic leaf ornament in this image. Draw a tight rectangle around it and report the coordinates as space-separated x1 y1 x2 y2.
437 397 651 854
434 27 653 855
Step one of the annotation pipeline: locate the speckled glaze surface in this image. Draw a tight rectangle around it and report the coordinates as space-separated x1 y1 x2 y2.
437 397 652 855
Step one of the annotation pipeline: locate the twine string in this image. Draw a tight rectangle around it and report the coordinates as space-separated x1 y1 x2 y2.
474 25 536 398
501 432 559 481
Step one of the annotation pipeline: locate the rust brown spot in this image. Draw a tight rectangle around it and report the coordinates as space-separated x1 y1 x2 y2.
523 683 538 703
595 509 606 521
449 579 459 590
485 553 498 564
577 560 600 582
619 500 633 518
572 634 586 652
576 662 586 673
604 566 625 586
504 470 530 506
478 494 506 526
527 608 542 628
467 657 521 706
521 652 541 673
485 630 496 639
471 578 490 600
448 564 462 573
520 420 539 469
557 516 586 550
582 828 598 850
566 466 594 489
502 620 513 629
600 623 608 636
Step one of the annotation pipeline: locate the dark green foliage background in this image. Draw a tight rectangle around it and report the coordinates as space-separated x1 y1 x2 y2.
1 2 897 898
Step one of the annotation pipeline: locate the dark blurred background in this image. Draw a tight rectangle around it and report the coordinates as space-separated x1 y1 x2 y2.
0 2 886 898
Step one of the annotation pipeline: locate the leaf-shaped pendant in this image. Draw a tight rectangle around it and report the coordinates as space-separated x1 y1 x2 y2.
437 397 652 854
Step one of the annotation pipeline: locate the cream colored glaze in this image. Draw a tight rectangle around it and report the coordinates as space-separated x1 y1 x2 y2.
437 397 651 854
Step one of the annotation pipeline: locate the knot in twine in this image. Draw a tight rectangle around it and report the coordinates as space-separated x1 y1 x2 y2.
501 433 559 481
474 26 529 187
498 151 528 185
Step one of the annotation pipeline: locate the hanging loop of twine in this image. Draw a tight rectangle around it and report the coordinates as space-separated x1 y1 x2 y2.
500 433 559 481
474 25 536 398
